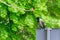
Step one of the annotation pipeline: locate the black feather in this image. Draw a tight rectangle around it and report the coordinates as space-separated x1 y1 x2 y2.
37 17 45 29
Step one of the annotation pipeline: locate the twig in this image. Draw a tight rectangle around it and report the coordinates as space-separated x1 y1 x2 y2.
25 8 34 12
0 0 11 7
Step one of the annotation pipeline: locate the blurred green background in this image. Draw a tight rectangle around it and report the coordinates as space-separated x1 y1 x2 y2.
0 0 60 40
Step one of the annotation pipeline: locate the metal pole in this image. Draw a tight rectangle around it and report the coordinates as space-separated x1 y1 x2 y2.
47 28 52 40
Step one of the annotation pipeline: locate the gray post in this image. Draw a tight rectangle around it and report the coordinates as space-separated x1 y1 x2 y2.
47 28 52 40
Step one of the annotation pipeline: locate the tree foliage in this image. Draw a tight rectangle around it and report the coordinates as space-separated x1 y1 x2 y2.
0 0 60 40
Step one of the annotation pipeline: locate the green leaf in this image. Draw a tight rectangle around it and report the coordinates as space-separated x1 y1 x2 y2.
0 3 7 18
25 13 37 28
